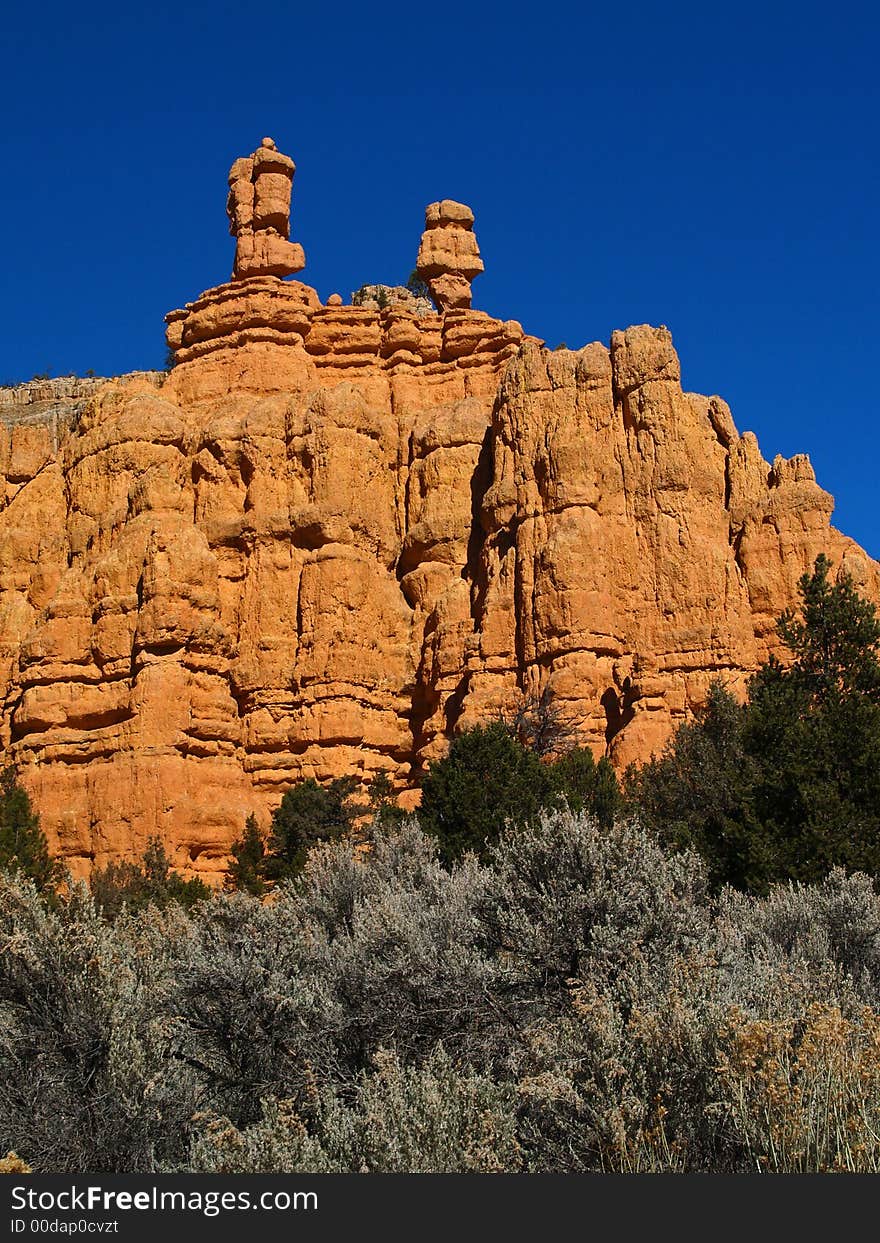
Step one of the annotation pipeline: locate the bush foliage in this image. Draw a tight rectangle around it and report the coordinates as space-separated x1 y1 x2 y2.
5 812 880 1173
419 717 622 863
90 837 210 919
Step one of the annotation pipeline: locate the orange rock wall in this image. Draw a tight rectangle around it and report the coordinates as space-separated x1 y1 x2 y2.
2 284 877 880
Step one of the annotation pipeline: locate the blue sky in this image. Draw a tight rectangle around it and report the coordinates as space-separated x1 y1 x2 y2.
2 1 878 554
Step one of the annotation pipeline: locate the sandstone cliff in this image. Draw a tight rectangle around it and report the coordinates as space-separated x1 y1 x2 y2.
2 144 877 881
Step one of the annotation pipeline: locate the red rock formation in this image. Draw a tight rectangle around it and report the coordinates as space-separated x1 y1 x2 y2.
1 147 876 881
227 138 305 279
416 200 484 310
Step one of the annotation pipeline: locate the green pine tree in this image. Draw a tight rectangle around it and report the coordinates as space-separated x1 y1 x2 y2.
627 681 768 890
418 722 557 863
228 814 268 896
631 555 880 891
367 771 406 829
91 836 210 918
0 765 59 893
744 554 880 883
775 552 880 703
265 777 360 881
549 747 622 828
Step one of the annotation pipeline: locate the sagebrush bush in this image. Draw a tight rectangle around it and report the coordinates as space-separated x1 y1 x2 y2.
484 812 726 1169
282 823 505 1072
190 1048 520 1174
6 809 880 1173
158 822 504 1134
482 810 710 997
160 889 340 1129
0 874 196 1171
714 868 880 1014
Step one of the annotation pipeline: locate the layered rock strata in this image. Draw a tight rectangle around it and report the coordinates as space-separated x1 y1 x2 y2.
1 375 109 435
2 150 877 882
3 311 875 882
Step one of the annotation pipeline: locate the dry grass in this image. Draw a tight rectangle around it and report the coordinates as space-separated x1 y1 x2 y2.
0 1151 32 1173
716 1003 880 1172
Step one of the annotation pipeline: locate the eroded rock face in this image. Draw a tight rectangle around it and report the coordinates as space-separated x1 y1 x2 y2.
2 315 876 882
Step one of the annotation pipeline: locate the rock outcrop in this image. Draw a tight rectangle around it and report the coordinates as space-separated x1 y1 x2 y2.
1 141 877 882
416 200 484 311
351 284 433 316
227 137 305 279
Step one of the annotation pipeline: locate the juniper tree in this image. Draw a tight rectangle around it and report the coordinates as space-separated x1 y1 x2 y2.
628 681 767 891
228 814 267 896
549 747 622 829
745 554 880 882
0 766 58 895
265 777 361 880
418 722 556 863
91 837 209 918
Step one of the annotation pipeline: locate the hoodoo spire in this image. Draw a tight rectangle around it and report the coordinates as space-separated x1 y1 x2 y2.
226 136 306 279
